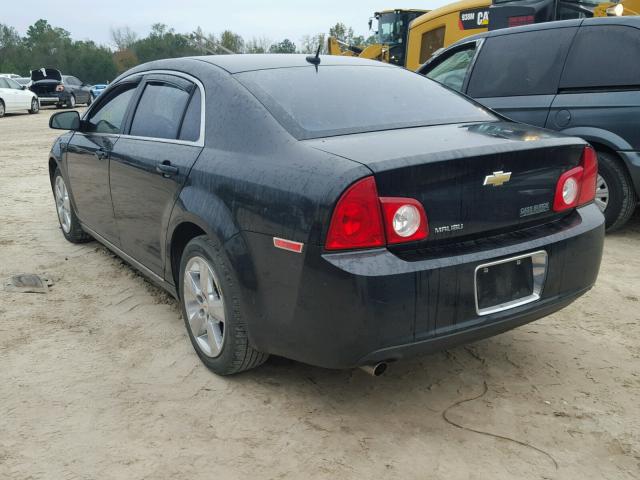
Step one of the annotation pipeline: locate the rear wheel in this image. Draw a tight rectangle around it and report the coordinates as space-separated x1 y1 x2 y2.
53 168 91 243
179 236 268 375
66 94 76 109
86 94 92 106
596 150 636 231
28 97 39 114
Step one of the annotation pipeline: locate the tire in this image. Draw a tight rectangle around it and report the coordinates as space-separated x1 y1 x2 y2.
86 94 92 106
595 150 636 232
66 94 76 109
52 168 91 243
179 235 268 375
28 97 39 114
0 100 5 118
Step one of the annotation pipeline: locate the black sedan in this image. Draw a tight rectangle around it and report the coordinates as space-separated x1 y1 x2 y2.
47 55 604 375
30 68 92 108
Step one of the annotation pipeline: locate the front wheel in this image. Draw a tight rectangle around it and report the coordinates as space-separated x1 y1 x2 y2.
53 168 91 243
595 151 636 231
179 236 268 375
86 94 92 106
66 94 76 109
0 100 5 118
28 97 39 114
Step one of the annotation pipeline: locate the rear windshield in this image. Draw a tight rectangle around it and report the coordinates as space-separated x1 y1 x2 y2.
235 65 495 140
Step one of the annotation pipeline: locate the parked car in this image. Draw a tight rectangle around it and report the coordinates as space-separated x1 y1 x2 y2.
90 83 108 100
0 73 21 79
418 17 640 231
14 77 32 88
30 68 93 108
47 55 604 375
0 77 40 117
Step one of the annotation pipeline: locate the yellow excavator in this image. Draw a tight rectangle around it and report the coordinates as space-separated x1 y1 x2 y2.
328 0 640 71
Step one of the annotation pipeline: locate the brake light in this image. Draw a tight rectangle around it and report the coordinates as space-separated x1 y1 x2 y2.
325 176 429 250
553 146 598 212
55 85 65 92
508 15 535 27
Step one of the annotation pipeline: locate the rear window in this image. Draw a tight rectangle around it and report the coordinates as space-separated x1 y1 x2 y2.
560 25 640 90
235 65 495 140
467 28 576 97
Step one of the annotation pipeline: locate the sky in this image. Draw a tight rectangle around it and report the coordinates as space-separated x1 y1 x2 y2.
4 1 452 47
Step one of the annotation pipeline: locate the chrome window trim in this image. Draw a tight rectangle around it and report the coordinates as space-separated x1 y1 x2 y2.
474 250 547 316
82 69 206 147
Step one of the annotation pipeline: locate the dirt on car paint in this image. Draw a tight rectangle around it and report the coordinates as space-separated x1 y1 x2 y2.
1 108 639 479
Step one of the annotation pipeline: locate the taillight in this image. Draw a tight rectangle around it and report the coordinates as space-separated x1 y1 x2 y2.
508 15 535 27
56 85 64 92
553 146 598 212
325 177 385 250
325 176 429 251
379 198 428 244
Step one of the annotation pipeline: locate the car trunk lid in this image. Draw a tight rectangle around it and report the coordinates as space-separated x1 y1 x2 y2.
308 122 586 245
30 68 62 95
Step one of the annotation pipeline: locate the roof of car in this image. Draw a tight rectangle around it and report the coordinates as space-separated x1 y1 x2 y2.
450 16 640 47
190 54 397 74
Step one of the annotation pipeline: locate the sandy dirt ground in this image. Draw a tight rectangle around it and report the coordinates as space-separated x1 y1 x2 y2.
1 108 639 480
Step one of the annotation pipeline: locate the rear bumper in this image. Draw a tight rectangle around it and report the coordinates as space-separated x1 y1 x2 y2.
242 203 604 369
36 93 69 105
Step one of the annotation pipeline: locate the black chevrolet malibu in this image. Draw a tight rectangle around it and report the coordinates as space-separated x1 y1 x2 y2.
47 55 604 375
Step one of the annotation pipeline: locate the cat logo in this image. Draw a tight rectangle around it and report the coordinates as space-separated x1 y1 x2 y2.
483 171 512 187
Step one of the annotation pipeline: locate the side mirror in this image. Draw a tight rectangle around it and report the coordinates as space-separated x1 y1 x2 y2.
21 85 27 90
50 111 81 131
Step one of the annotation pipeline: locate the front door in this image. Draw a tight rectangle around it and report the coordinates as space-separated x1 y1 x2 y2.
65 81 139 244
109 74 204 275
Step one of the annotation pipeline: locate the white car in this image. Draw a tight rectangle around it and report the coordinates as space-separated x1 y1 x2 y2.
0 77 40 117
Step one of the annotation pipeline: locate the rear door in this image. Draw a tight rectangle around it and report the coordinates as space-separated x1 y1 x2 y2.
547 23 640 150
0 78 18 111
109 73 204 275
465 26 578 127
65 80 140 244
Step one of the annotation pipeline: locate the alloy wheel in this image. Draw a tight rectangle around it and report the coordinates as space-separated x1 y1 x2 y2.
595 174 609 213
54 175 72 233
31 98 39 112
183 256 226 358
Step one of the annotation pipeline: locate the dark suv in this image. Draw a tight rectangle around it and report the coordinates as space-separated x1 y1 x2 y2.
418 17 640 230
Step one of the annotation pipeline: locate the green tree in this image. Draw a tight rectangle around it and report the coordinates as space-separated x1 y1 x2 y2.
219 30 244 54
269 38 296 54
132 23 200 63
299 34 326 54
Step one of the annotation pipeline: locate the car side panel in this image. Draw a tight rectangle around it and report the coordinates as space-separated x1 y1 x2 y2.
474 95 556 127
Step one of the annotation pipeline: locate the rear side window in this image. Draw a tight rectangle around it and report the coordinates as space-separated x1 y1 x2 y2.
129 82 191 140
179 89 202 141
420 27 446 64
467 28 577 97
560 25 640 89
236 65 495 140
425 44 477 92
86 83 137 134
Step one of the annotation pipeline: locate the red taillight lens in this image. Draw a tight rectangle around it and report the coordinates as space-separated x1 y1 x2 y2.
379 197 428 244
325 177 385 250
553 146 599 212
325 177 429 250
578 146 598 205
55 84 64 92
508 15 535 27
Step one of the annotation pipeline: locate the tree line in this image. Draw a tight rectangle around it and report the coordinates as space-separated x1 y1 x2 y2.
0 20 374 84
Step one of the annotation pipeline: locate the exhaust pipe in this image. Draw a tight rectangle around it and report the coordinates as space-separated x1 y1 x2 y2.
359 362 388 377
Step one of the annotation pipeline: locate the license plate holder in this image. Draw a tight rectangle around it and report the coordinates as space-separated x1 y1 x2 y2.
475 251 547 316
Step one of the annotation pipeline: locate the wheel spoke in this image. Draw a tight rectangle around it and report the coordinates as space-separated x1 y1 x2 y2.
208 297 225 323
206 319 221 356
186 270 201 297
189 310 206 337
199 262 210 296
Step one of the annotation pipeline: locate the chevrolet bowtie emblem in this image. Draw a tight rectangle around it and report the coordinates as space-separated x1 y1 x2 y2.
483 171 512 187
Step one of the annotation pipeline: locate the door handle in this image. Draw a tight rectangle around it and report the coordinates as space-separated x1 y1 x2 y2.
156 161 178 177
94 149 108 160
